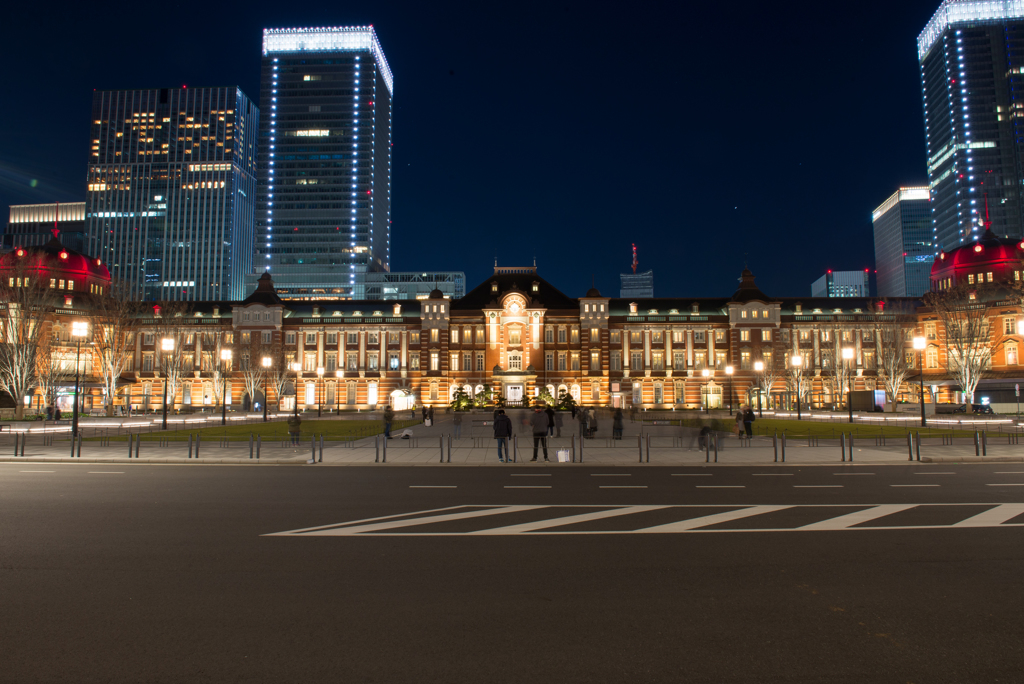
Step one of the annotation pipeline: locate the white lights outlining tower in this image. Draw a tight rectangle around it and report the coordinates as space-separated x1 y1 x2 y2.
252 26 393 300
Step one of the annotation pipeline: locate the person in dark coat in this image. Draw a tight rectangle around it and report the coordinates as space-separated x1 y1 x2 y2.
545 406 556 436
530 407 550 461
743 407 755 439
613 408 624 439
493 409 513 462
287 414 302 446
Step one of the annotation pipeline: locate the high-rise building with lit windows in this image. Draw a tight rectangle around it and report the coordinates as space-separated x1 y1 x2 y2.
254 26 393 300
84 87 258 301
919 0 1024 252
872 187 934 297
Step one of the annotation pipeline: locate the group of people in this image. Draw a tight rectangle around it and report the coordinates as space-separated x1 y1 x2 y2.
734 406 757 438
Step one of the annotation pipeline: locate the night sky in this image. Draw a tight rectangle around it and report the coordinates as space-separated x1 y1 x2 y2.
0 0 941 300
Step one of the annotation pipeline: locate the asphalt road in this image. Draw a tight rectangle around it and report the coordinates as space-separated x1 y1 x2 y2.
2 463 1023 683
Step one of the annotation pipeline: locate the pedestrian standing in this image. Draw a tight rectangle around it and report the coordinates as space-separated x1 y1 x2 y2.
453 410 463 439
577 409 587 439
54 406 62 421
743 406 755 439
545 406 555 436
613 408 624 440
629 405 637 423
428 406 435 425
383 405 395 439
493 409 513 462
530 406 550 461
421 406 427 422
570 405 577 419
553 410 563 438
288 414 302 446
734 407 744 439
588 408 599 438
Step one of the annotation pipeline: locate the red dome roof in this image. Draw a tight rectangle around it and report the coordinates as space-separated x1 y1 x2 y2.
931 228 1024 276
0 236 110 282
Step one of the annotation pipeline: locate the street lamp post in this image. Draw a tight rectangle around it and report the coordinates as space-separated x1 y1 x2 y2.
792 354 803 420
913 336 927 427
70 321 89 439
701 368 711 414
261 356 272 422
291 362 302 418
842 347 854 423
317 366 324 417
220 348 232 425
335 370 344 415
160 337 174 430
753 360 764 418
725 365 734 416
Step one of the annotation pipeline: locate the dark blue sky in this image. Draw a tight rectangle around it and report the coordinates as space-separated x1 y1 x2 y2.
0 0 940 299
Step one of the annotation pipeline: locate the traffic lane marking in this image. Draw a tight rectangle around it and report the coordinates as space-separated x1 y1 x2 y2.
671 473 713 477
891 484 940 487
833 473 875 476
19 470 55 473
985 483 1024 486
599 485 647 489
511 474 551 477
409 486 457 488
794 485 843 488
696 485 745 488
504 486 551 489
752 473 794 476
591 473 631 477
915 472 956 476
87 472 125 474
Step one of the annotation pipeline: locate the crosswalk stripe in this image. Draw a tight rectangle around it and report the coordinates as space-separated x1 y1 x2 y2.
636 505 791 533
952 503 1024 527
797 504 917 531
270 505 542 536
468 505 670 535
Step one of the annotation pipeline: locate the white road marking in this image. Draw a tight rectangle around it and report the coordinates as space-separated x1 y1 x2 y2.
671 473 713 476
986 483 1024 486
833 472 875 476
798 504 918 531
953 504 1024 527
891 484 940 487
696 485 744 488
469 505 670 535
637 506 791 533
752 473 794 476
993 471 1024 474
269 505 545 536
794 485 843 488
409 485 457 489
504 485 551 489
511 474 551 477
19 470 55 473
87 472 124 474
599 485 647 489
591 473 631 477
915 472 956 475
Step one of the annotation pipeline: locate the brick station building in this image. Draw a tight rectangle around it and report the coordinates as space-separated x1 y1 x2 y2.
3 256 1024 414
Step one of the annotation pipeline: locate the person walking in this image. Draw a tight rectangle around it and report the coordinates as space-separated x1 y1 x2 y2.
530 406 550 461
613 408 624 440
743 406 755 439
493 409 513 462
553 410 563 438
383 405 395 439
545 406 555 436
734 406 745 439
453 410 463 439
287 413 302 446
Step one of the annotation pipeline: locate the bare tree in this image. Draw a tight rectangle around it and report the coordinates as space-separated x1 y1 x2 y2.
925 283 995 413
35 332 73 412
266 347 291 413
91 279 144 416
154 302 196 411
872 302 917 411
0 271 48 418
236 332 268 411
756 335 787 408
819 327 855 410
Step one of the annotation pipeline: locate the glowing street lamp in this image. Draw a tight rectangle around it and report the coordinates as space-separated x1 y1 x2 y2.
725 365 734 416
791 354 803 420
701 368 711 415
753 360 764 418
160 337 175 430
316 366 325 417
261 356 272 421
335 369 344 415
290 362 302 418
842 347 854 423
913 336 927 427
70 321 89 442
220 348 232 425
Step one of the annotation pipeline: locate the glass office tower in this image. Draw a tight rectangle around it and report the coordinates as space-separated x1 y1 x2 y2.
919 0 1024 251
872 187 934 297
85 88 258 301
256 26 393 299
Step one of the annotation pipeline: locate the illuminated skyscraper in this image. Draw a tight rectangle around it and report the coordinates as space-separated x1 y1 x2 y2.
919 0 1024 251
872 187 934 297
255 26 393 299
84 87 258 301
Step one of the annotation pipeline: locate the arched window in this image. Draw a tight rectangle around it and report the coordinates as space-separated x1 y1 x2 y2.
474 384 484 398
508 352 522 371
450 384 460 401
463 384 472 397
557 384 568 401
182 381 192 405
570 384 581 402
1007 342 1018 366
202 381 213 405
546 384 555 398
429 382 438 401
367 382 378 406
653 382 663 404
224 381 233 405
305 382 316 405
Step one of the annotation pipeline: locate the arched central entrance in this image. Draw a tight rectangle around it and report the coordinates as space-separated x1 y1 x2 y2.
390 388 414 411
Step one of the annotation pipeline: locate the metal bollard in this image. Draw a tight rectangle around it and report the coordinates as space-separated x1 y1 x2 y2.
848 435 853 462
13 433 18 458
311 435 316 463
841 433 846 462
914 431 921 461
781 433 786 462
128 433 133 459
188 434 193 459
375 434 380 463
572 434 576 463
705 435 710 463
773 431 778 463
578 433 583 463
78 434 83 459
982 430 987 457
713 433 719 463
974 431 980 457
446 434 450 463
638 434 643 464
646 434 651 463
908 433 914 461
319 434 323 463
440 435 444 463
195 434 200 459
257 434 261 460
249 433 254 459
383 433 388 463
